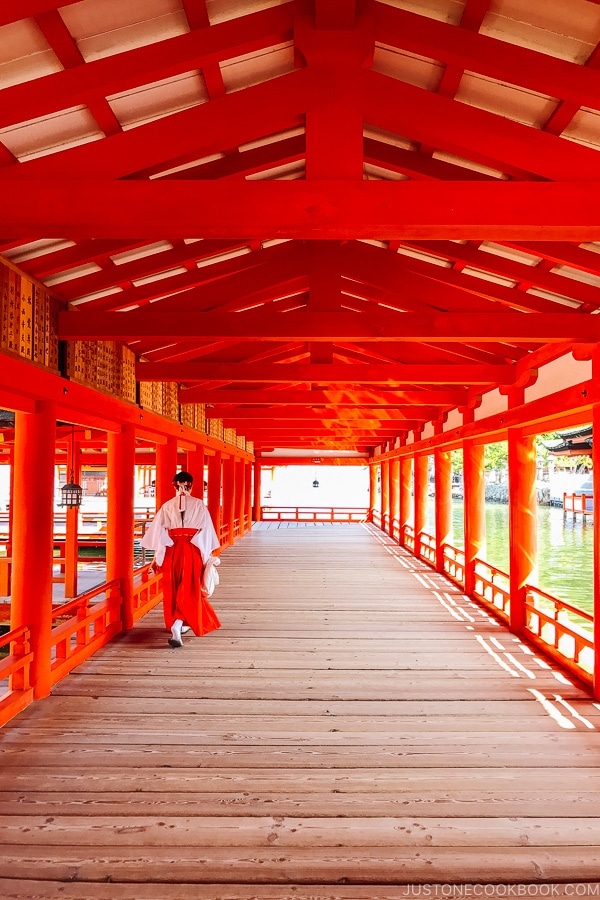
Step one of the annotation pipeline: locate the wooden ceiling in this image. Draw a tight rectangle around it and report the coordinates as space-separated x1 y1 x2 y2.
1 0 600 455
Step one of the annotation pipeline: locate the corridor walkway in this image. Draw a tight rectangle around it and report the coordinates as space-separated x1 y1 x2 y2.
1 523 600 898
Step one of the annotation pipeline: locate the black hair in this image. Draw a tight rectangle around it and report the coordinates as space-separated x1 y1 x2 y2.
173 471 193 484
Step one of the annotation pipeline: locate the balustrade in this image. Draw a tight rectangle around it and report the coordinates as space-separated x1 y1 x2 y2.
261 506 368 523
524 584 593 689
0 625 33 728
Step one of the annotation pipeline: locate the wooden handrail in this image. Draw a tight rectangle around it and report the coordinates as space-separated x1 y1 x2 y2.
0 625 34 728
50 580 122 684
442 543 465 587
524 584 593 687
261 506 368 523
563 492 593 517
472 557 510 620
418 530 436 565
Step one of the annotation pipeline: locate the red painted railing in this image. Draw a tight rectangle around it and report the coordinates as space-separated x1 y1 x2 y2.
438 540 593 685
418 530 436 565
472 558 511 621
402 524 415 553
563 492 593 517
261 506 368 523
442 543 465 586
524 584 593 688
390 516 401 543
50 579 122 684
0 563 164 728
0 625 34 728
132 564 163 622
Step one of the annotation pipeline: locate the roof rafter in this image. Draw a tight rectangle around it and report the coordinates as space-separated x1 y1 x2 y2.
373 1 600 114
363 69 600 182
0 4 299 130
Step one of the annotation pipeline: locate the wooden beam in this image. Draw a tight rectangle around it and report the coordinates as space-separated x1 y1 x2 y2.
2 69 311 181
373 3 600 115
236 429 414 438
242 424 407 431
257 442 377 448
363 69 600 182
137 360 515 384
179 388 467 405
3 181 600 241
206 406 435 420
59 309 600 342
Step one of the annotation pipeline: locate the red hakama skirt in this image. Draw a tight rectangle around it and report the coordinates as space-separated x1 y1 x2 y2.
161 528 221 636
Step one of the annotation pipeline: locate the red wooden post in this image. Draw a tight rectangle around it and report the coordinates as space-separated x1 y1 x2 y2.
186 446 205 495
244 461 252 531
155 437 178 509
414 454 429 559
389 459 399 540
207 451 222 542
368 464 377 522
235 458 245 537
107 425 135 630
435 449 452 574
508 428 537 636
381 459 390 532
10 404 56 699
399 456 412 547
253 460 262 522
64 436 81 599
7 446 13 558
463 439 485 596
223 455 236 547
592 402 600 699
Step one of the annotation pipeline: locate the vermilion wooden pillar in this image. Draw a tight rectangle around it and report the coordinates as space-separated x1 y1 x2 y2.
381 460 390 531
399 456 412 547
413 454 429 559
11 403 56 699
253 461 262 521
7 447 14 557
186 446 205 496
235 458 245 537
368 465 377 522
155 437 178 509
223 455 236 547
107 425 136 631
0 452 13 596
389 459 400 541
592 403 600 699
64 437 81 599
434 449 452 574
508 428 537 636
244 462 252 530
463 440 485 596
207 452 222 544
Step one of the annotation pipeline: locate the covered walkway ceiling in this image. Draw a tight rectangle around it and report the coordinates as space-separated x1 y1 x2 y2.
1 0 600 454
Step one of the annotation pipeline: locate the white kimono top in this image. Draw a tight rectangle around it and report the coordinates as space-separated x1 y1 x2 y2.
141 495 220 566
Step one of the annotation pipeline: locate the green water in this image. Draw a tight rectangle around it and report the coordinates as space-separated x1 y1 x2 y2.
444 501 593 615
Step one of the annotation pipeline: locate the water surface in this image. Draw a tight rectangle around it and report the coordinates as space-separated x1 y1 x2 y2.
446 501 593 614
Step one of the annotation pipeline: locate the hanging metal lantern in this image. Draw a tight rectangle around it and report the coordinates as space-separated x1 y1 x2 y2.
61 424 83 508
312 478 320 489
61 477 83 508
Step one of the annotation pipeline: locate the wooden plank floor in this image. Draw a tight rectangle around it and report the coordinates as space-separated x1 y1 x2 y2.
2 522 600 899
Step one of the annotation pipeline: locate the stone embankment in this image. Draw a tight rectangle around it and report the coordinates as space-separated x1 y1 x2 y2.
483 483 551 505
